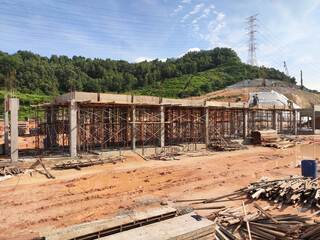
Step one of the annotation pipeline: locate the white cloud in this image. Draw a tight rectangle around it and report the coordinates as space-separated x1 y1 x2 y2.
216 13 225 21
182 0 191 3
173 5 183 13
179 47 201 58
134 57 167 63
134 57 154 62
209 4 215 9
190 3 204 15
181 13 190 22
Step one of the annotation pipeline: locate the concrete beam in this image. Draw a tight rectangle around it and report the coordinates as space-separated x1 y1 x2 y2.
293 110 298 135
69 99 77 157
10 98 19 163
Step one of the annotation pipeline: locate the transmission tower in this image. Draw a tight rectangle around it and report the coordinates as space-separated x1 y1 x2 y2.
283 61 289 76
246 14 259 66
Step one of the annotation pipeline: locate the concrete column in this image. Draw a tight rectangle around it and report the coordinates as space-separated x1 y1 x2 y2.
280 112 283 132
131 105 136 150
243 109 248 139
293 110 298 135
272 110 278 131
10 98 19 163
4 97 9 155
205 107 209 146
313 107 316 134
69 99 77 157
230 111 235 136
160 105 165 148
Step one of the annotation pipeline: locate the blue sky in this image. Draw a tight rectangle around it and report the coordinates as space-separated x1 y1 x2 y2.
1 0 320 91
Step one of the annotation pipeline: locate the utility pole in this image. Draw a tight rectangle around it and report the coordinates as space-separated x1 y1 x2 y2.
300 70 303 90
262 65 266 87
246 14 259 66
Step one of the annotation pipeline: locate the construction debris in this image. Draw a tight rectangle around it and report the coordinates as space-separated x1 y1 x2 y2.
176 176 318 209
0 166 24 176
208 139 247 151
212 203 320 240
246 176 320 209
53 156 124 170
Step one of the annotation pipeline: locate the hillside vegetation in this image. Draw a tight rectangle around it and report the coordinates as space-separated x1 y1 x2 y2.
0 48 295 119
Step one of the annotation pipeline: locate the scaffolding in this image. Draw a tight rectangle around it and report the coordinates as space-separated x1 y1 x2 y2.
31 92 298 156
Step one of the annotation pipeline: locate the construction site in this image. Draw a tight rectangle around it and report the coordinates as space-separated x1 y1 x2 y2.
0 84 320 239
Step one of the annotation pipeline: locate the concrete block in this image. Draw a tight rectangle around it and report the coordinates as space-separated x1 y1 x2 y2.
162 98 204 107
206 101 229 107
54 92 74 103
229 102 247 108
74 92 98 102
99 93 132 104
314 105 320 111
134 95 160 105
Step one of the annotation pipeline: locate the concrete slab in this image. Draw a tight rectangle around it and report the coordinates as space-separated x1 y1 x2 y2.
101 212 215 240
74 92 98 102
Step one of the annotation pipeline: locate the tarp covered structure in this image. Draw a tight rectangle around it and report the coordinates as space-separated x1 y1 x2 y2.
249 90 301 109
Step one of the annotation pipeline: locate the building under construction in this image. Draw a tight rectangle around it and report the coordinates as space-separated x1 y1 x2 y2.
14 91 317 159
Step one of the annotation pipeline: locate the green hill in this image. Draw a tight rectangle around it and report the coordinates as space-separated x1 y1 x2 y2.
0 48 295 119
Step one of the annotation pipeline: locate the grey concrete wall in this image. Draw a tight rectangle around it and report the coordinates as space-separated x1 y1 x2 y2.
134 95 160 105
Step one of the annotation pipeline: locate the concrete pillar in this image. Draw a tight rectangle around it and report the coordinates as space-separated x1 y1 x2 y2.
313 107 316 134
280 112 283 132
272 110 278 131
4 97 9 155
69 99 77 157
243 109 248 139
293 110 298 135
230 111 235 136
160 105 165 148
131 105 136 150
10 98 19 163
205 107 209 146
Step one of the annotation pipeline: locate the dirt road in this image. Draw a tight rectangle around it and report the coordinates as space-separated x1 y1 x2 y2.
0 143 317 239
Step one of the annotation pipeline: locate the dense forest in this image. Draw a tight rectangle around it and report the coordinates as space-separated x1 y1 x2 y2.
0 48 295 119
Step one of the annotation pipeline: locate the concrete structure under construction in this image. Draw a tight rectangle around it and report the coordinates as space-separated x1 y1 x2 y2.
29 91 319 157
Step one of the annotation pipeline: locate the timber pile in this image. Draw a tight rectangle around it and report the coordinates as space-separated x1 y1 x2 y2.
247 176 320 209
212 203 320 240
53 156 124 170
252 130 279 145
208 140 247 151
0 166 24 176
176 176 317 209
252 130 296 148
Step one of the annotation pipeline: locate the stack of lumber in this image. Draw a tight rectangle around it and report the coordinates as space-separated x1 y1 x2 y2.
247 176 320 209
212 203 320 240
251 130 279 145
176 176 319 209
209 138 247 152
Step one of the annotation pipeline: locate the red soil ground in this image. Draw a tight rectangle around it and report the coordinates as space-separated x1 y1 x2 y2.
0 137 320 239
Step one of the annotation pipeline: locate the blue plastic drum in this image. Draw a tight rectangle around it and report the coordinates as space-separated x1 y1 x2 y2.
301 160 317 179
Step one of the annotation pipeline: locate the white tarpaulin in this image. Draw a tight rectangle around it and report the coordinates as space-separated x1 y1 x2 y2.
249 91 301 109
